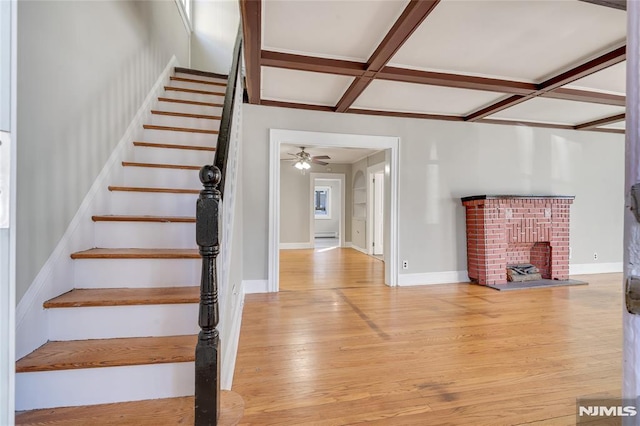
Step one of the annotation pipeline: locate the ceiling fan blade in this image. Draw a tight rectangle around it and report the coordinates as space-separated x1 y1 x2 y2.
287 153 300 157
312 155 330 160
311 159 329 166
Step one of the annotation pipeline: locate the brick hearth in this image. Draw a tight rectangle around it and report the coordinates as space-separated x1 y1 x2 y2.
461 195 574 285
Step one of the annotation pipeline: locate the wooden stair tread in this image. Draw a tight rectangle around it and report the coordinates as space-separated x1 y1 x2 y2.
108 186 200 194
164 86 225 97
92 215 196 223
170 76 227 88
175 66 228 80
15 335 197 373
15 391 244 425
158 97 223 108
133 141 216 151
143 124 219 134
151 109 221 120
70 248 200 259
44 287 199 308
122 161 201 170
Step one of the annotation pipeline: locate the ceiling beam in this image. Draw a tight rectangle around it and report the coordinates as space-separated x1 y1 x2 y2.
578 0 626 11
346 108 462 122
260 99 335 113
574 113 625 130
478 118 574 131
377 67 535 95
261 50 365 76
335 0 440 113
540 88 625 106
240 0 262 104
465 45 626 121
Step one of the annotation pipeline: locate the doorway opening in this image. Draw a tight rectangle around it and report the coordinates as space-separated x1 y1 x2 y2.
310 175 344 250
269 129 399 292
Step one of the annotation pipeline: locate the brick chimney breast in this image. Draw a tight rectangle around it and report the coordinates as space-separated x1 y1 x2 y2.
461 195 574 285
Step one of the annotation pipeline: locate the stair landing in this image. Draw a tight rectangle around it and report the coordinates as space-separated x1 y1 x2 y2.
15 391 245 425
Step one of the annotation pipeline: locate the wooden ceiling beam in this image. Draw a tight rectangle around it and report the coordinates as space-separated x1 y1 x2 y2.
261 50 365 76
346 108 463 122
465 45 626 121
574 112 625 130
377 67 535 95
335 0 440 113
260 99 335 113
240 0 262 104
577 0 626 11
540 88 625 106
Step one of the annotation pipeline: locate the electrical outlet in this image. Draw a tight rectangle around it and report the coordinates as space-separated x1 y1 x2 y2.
402 260 409 269
594 252 598 260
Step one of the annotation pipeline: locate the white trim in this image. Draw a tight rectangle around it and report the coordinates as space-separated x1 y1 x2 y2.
310 173 345 249
221 292 244 390
367 163 385 256
398 270 470 286
173 0 192 34
243 279 270 294
345 242 369 255
569 262 623 275
279 242 314 250
270 129 399 292
15 57 178 359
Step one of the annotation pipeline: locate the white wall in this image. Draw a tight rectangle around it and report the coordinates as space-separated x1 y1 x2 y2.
243 104 625 281
16 1 190 303
191 0 239 74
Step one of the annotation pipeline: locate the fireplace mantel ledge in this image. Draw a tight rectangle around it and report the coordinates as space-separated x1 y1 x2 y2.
461 195 575 202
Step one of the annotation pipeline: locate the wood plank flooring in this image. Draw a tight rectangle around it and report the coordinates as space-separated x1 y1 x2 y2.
232 248 622 425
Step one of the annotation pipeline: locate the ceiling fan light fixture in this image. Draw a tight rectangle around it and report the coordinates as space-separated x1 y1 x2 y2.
302 161 311 170
294 160 305 170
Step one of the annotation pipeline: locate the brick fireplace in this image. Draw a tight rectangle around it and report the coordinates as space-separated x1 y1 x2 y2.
461 195 574 285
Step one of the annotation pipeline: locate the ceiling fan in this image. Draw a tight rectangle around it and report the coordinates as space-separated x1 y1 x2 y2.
285 147 331 170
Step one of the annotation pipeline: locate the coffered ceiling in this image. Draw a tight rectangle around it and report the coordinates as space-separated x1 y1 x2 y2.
240 0 627 134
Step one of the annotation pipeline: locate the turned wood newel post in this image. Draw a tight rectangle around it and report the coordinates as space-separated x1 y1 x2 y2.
195 164 221 425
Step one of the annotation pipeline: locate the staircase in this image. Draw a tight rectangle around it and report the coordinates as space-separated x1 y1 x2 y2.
15 69 243 424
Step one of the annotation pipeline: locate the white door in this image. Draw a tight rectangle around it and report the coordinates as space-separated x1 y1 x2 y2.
372 172 384 256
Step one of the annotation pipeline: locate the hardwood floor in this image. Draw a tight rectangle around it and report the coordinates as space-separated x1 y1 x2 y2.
233 248 622 425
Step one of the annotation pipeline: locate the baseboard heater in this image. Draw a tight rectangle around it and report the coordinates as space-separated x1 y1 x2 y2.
315 231 338 238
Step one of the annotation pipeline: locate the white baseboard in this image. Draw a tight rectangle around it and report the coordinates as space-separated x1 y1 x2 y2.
570 262 623 275
398 270 469 286
345 242 368 255
15 56 179 360
315 232 338 238
221 294 244 390
279 242 313 250
243 280 270 294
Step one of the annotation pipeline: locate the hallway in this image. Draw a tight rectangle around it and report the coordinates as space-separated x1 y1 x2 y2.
233 248 622 424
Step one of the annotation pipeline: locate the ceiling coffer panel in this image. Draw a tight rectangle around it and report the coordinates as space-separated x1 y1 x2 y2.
262 0 409 62
565 61 626 95
261 67 355 106
388 0 626 83
490 97 625 126
351 79 508 116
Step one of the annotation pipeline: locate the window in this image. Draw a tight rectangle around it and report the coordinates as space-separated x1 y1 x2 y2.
315 186 331 219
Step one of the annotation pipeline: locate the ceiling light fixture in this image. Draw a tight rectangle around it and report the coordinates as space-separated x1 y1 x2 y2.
294 160 311 170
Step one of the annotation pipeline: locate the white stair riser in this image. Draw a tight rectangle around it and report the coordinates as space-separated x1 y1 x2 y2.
169 79 226 92
123 166 200 189
16 362 194 410
108 191 198 216
162 90 224 105
48 304 199 340
95 221 196 249
74 258 200 288
175 72 226 85
156 99 223 116
149 113 220 130
133 146 212 165
142 128 217 146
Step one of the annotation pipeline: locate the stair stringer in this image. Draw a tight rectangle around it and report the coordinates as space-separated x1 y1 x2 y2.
15 56 179 360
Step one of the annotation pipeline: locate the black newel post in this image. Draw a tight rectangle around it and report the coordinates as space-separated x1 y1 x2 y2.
195 164 221 425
